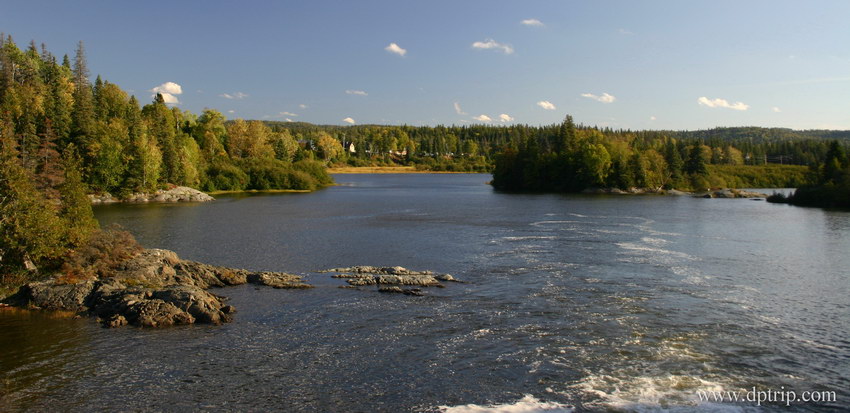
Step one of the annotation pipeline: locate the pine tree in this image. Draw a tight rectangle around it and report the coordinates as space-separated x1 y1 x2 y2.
0 121 65 273
59 144 98 248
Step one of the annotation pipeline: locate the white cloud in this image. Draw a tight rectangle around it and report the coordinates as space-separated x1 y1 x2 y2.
299 104 308 109
227 110 235 114
650 116 657 121
499 113 514 122
220 92 248 100
454 102 467 115
342 117 356 124
521 18 544 27
150 81 183 105
279 111 298 117
385 42 407 57
471 38 514 55
285 118 294 122
618 28 634 35
537 100 556 110
472 114 492 122
697 96 749 111
151 81 182 95
772 106 782 113
346 90 368 96
581 92 616 103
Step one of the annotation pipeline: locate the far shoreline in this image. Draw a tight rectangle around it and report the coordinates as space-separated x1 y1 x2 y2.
328 166 483 174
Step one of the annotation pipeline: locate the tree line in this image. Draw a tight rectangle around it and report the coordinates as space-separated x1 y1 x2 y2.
0 35 332 197
262 120 847 178
490 116 840 192
768 141 850 208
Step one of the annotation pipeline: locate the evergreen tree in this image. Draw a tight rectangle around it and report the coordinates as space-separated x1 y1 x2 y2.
59 144 98 248
0 122 65 272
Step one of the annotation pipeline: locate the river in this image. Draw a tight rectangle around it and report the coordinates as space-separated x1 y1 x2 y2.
1 173 848 412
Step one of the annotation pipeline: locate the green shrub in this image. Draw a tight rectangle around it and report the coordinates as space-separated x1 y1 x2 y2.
293 160 333 186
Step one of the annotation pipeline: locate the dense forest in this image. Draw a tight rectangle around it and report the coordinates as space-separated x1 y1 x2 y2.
0 35 333 293
0 36 332 197
768 141 850 208
487 116 850 192
263 121 848 181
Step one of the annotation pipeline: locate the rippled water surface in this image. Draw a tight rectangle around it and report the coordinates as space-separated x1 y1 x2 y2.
2 174 849 412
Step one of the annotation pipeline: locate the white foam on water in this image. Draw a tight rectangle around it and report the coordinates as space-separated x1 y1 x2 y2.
530 220 581 227
616 242 697 261
568 213 588 218
641 236 668 247
502 236 557 241
437 395 573 413
571 374 753 413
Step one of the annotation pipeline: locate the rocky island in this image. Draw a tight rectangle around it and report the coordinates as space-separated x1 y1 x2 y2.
322 265 460 296
89 186 215 204
5 249 310 328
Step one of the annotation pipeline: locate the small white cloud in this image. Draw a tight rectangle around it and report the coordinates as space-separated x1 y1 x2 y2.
385 42 407 57
697 96 749 111
499 113 514 122
285 118 293 122
472 114 492 122
521 18 544 27
618 28 634 35
299 104 308 109
227 110 235 114
342 117 356 124
537 100 556 110
279 111 299 117
772 106 781 113
346 90 368 96
650 116 657 121
220 92 248 100
454 102 467 115
581 92 616 103
471 38 514 55
151 81 182 95
150 81 183 105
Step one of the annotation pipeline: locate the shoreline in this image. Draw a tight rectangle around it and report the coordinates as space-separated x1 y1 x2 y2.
208 189 312 195
328 166 482 174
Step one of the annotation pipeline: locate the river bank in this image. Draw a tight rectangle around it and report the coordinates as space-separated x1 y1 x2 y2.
89 186 215 204
328 166 471 174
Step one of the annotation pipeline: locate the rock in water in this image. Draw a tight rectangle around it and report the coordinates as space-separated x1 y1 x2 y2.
247 272 312 289
14 249 311 328
89 186 215 204
324 265 460 295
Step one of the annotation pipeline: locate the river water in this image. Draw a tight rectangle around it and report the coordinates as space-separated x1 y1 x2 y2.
1 174 848 412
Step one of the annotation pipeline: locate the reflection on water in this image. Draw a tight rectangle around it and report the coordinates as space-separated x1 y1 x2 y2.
1 174 848 412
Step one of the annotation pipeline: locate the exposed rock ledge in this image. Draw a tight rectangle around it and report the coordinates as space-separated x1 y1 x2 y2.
320 266 460 295
89 186 214 204
695 189 768 199
10 249 310 328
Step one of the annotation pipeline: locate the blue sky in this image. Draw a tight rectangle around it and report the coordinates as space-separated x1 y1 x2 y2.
2 0 849 129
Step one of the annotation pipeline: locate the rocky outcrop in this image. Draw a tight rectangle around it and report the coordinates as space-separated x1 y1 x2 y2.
16 249 310 328
697 189 768 199
321 266 460 295
89 186 214 204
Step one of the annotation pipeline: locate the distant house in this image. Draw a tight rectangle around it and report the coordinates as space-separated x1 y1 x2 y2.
344 141 356 153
